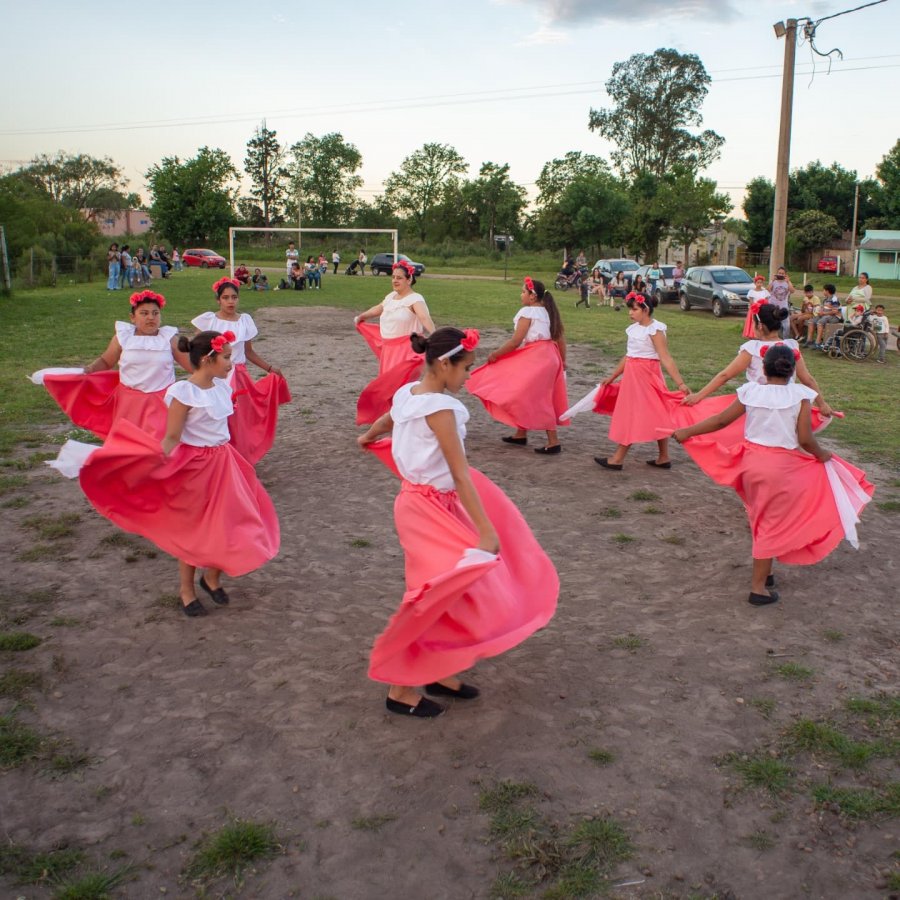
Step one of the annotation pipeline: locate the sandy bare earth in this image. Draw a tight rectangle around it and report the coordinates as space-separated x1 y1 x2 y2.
1 305 897 899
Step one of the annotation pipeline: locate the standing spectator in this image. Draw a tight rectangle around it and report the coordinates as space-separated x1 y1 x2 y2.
158 246 171 276
131 256 143 286
305 256 321 290
107 243 121 291
171 248 182 271
871 304 890 364
332 248 341 275
135 248 151 283
575 249 587 268
672 260 685 290
286 241 300 282
768 266 795 337
845 272 873 312
358 248 367 275
119 245 133 289
646 260 662 296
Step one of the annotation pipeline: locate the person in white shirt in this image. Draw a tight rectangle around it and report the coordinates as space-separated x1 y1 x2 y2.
871 304 890 363
285 242 300 281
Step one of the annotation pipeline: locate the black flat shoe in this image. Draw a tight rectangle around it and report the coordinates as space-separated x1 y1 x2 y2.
385 697 444 718
425 681 480 699
594 457 623 470
766 574 776 588
748 590 779 606
645 459 672 469
182 598 208 617
534 445 562 455
199 575 229 606
502 436 528 446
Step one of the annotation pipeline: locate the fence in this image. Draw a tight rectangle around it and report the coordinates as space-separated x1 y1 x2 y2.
5 249 102 289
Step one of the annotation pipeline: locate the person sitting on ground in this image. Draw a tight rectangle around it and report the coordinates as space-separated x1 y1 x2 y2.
806 284 842 349
792 284 818 340
608 270 629 305
289 262 306 290
234 263 251 285
305 255 321 290
252 268 269 291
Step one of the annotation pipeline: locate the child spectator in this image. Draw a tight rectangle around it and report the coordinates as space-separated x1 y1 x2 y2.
252 268 269 291
871 305 890 364
806 284 842 349
792 284 817 340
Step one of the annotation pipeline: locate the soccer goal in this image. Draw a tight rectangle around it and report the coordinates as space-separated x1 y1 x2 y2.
227 227 398 279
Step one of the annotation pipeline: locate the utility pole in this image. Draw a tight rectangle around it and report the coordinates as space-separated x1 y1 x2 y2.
769 18 797 282
849 182 860 275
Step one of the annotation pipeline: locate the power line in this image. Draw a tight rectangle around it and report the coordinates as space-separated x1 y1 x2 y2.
815 0 888 24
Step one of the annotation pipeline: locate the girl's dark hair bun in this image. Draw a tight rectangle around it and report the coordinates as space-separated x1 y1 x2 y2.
177 335 191 353
409 333 429 354
762 343 797 378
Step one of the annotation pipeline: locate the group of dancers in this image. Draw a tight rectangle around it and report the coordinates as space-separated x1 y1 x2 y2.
31 262 873 718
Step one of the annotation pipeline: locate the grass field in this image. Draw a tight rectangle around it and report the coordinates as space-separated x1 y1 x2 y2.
1 267 897 465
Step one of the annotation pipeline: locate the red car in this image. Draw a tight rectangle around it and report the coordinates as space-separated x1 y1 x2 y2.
817 256 839 273
183 248 226 269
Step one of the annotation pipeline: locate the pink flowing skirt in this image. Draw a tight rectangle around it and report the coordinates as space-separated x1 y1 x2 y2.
356 324 424 425
680 439 873 564
467 341 570 431
742 308 756 338
364 440 558 685
229 363 292 465
601 357 684 445
42 370 168 439
79 420 280 575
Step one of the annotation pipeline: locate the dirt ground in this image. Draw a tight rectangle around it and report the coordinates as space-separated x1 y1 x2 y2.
1 306 897 899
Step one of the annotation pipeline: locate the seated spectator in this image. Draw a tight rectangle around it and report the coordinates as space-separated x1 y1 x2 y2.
792 284 818 340
305 256 321 289
149 245 169 278
608 271 629 302
845 272 873 311
289 262 306 290
136 248 152 282
131 257 144 286
806 284 842 348
252 267 269 291
234 263 251 285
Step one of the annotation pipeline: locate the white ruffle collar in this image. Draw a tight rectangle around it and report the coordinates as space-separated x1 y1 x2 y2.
627 320 666 336
738 381 817 410
391 383 469 425
115 321 178 349
190 312 258 343
165 378 232 419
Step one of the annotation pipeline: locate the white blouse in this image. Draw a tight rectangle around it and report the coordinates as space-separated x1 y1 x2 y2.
513 306 551 344
739 339 799 385
164 378 233 447
391 384 468 492
625 320 667 359
380 292 428 339
738 382 817 450
190 312 258 366
115 322 178 392
746 288 770 305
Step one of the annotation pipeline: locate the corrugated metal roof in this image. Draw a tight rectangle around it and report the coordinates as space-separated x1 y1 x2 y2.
859 239 900 251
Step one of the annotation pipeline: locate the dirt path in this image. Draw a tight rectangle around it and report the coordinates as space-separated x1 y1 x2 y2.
1 306 897 899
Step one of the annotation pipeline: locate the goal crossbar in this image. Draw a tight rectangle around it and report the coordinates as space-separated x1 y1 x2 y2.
227 227 398 277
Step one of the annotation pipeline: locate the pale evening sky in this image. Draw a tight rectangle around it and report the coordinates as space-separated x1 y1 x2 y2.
1 0 898 216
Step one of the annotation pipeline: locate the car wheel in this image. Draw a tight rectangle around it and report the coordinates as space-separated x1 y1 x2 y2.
201 262 208 269
712 298 725 318
679 292 691 311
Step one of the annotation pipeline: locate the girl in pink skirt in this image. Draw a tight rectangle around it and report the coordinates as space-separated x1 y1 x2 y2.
354 261 435 424
192 277 291 465
743 275 771 337
467 277 569 454
594 292 690 470
358 327 558 718
49 331 280 617
32 290 191 440
672 345 872 606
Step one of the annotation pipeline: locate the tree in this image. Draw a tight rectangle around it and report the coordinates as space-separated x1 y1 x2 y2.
535 152 611 209
875 139 900 228
787 209 841 267
461 162 527 245
288 132 363 226
146 147 239 244
537 173 629 254
21 151 133 216
384 143 468 240
742 177 776 254
244 121 288 228
588 49 724 179
660 169 732 261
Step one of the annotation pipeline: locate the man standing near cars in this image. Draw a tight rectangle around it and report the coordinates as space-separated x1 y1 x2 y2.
673 260 685 291
647 260 662 295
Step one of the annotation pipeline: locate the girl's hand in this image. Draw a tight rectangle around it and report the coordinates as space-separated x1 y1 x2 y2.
818 450 833 463
477 528 500 555
353 316 360 326
682 393 701 406
488 351 499 363
356 432 376 448
819 402 834 418
671 428 688 444
268 365 282 376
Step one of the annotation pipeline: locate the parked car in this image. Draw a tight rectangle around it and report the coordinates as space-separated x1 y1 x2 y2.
634 264 679 304
182 249 226 269
370 252 425 277
679 266 754 317
592 258 639 286
817 256 839 274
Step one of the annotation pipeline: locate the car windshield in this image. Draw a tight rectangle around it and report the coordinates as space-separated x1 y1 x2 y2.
613 260 639 272
710 269 752 285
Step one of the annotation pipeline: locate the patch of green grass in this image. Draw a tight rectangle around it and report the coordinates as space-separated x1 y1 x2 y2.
350 814 396 831
0 669 43 699
489 871 532 898
611 533 634 544
2 496 31 509
185 819 281 882
0 843 86 885
742 830 775 851
845 694 900 721
99 532 136 548
21 512 80 540
0 474 28 496
567 816 633 870
154 594 181 609
662 534 685 545
727 752 793 794
0 631 42 651
812 783 900 820
130 813 145 826
478 780 540 838
612 634 644 651
629 489 660 502
46 747 91 777
349 538 371 548
821 629 844 642
886 871 900 891
51 865 134 899
16 543 72 562
749 698 777 719
598 506 622 518
0 714 42 767
587 748 615 766
642 505 663 514
877 499 900 512
1 451 56 470
49 617 80 628
786 719 892 769
772 662 814 682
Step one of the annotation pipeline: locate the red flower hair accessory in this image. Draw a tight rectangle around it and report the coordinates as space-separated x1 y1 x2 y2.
392 260 416 279
523 276 535 293
438 328 480 361
207 330 237 356
212 276 241 295
130 290 166 308
759 342 801 361
749 299 767 319
753 274 765 283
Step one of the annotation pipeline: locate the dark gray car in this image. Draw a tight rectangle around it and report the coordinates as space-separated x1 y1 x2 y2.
679 266 754 317
370 252 425 276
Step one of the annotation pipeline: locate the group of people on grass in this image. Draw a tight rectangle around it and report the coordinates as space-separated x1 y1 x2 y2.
106 243 181 291
34 262 875 719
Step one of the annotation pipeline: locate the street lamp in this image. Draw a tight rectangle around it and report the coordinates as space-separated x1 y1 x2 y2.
773 20 786 37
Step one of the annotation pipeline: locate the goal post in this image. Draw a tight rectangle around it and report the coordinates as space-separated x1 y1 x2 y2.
227 227 398 278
